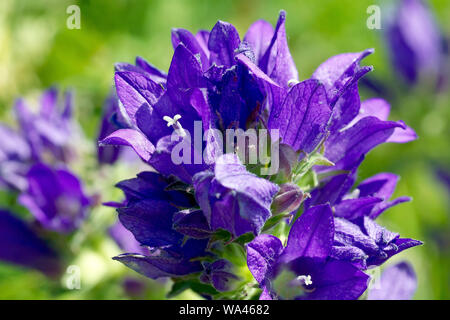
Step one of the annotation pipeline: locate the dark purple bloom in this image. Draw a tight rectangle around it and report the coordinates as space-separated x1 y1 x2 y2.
0 209 61 277
111 171 208 279
332 216 422 269
103 11 420 299
100 11 298 169
193 154 279 238
305 171 421 269
18 163 91 233
368 261 417 300
247 204 370 300
385 0 447 86
311 51 417 172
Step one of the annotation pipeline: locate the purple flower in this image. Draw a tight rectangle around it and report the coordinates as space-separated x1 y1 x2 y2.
385 0 447 86
0 124 31 191
306 171 422 269
100 11 298 172
102 11 420 299
0 209 62 277
368 261 417 300
110 171 208 279
311 51 417 172
193 154 279 238
97 93 130 165
18 163 91 233
332 216 422 269
247 205 370 300
14 87 79 164
200 259 240 292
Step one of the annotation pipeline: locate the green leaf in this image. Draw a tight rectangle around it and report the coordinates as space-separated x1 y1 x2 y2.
167 279 219 299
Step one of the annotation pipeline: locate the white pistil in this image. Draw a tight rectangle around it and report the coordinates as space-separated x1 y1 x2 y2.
163 114 186 137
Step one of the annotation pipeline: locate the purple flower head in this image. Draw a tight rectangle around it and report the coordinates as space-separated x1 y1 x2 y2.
247 205 370 300
100 11 298 175
385 0 447 86
14 87 80 164
18 163 91 233
193 154 279 238
0 209 62 277
103 11 420 299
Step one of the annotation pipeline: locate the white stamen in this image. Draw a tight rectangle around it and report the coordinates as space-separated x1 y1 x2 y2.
296 275 312 286
163 114 186 137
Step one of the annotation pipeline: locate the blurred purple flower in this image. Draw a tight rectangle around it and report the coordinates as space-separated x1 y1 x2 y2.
385 0 447 86
18 163 91 233
0 209 62 277
368 261 417 300
0 125 31 190
14 87 80 164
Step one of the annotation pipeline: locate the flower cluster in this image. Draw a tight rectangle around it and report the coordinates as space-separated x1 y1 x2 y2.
102 11 421 299
0 88 91 276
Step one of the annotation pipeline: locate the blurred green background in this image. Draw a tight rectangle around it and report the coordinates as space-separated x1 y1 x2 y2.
0 0 449 299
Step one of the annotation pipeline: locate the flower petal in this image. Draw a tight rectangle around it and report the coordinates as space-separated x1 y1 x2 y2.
244 20 274 65
259 10 298 87
115 71 164 126
247 234 284 284
268 79 331 153
99 129 155 162
282 204 334 262
208 20 241 68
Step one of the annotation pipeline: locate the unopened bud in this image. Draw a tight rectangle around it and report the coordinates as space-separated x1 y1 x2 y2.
272 183 304 215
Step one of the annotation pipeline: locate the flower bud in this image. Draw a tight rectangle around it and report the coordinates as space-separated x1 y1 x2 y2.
271 183 304 215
